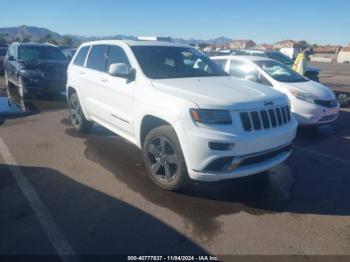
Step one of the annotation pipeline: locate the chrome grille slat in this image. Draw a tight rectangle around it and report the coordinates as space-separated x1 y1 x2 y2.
240 105 291 132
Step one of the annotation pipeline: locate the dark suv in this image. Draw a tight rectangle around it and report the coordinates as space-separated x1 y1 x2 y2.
4 43 68 97
0 45 8 75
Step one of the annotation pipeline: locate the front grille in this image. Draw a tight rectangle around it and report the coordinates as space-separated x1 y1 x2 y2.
314 99 338 108
240 105 291 132
40 65 67 81
319 114 338 122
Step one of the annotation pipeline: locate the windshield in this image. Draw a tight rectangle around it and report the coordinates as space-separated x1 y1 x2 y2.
255 60 309 83
265 52 293 65
18 46 67 62
0 48 7 56
131 46 228 79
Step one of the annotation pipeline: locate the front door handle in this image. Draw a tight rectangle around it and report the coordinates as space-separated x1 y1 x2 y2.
100 78 108 82
79 71 85 75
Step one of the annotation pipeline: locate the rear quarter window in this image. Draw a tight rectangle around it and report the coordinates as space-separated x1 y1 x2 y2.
73 46 90 66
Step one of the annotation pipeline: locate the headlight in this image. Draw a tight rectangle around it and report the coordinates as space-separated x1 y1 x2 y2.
288 87 316 104
190 109 232 125
20 69 44 78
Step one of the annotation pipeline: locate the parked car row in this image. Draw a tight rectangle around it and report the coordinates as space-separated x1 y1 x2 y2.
1 40 340 191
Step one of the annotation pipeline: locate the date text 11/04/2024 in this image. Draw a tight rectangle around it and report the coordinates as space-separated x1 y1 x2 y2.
127 256 219 261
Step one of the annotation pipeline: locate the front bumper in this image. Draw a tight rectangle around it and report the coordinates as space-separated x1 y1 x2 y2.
189 144 292 181
22 77 66 95
177 117 297 181
292 100 340 125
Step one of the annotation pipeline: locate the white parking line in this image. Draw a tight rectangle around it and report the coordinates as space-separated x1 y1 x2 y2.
0 138 79 262
294 146 350 165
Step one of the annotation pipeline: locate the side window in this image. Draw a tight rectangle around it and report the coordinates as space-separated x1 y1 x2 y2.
106 45 130 71
86 45 109 72
213 59 227 71
73 46 90 66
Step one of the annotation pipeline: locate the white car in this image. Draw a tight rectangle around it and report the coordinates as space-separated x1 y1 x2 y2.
212 56 339 125
67 40 297 190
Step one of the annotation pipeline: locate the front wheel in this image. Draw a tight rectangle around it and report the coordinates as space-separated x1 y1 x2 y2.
143 125 189 191
69 92 92 132
17 76 26 98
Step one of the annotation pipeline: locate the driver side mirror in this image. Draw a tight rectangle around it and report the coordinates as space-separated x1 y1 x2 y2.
108 63 134 80
8 55 15 61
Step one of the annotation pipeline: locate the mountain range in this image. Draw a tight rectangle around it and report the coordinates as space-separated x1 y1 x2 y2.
0 25 234 46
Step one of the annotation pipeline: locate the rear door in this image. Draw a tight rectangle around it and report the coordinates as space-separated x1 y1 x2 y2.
83 45 109 121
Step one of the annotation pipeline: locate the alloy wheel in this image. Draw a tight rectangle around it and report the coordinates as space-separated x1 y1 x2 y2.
147 136 179 183
4 71 9 87
70 96 83 128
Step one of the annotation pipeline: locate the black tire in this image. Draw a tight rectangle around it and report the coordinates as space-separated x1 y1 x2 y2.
69 92 92 132
143 125 189 191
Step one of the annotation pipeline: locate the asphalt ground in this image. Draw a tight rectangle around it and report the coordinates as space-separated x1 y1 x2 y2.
0 64 350 261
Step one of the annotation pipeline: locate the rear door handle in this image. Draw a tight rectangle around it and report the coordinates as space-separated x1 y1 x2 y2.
79 71 85 75
100 78 108 82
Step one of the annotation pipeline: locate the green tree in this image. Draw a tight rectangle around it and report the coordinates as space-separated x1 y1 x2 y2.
60 36 73 47
21 35 31 43
38 33 59 45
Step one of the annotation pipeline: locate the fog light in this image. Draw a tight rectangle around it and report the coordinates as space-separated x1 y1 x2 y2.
208 142 235 151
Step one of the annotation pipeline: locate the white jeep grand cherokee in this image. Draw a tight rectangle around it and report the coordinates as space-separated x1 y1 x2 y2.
67 40 297 190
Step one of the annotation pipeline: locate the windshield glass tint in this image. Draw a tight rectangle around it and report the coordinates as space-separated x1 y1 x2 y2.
18 46 67 62
255 60 308 83
265 52 293 65
0 48 7 56
131 46 228 79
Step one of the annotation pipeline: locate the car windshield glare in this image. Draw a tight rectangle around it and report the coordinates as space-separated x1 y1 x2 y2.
18 46 67 62
131 46 228 79
255 60 308 83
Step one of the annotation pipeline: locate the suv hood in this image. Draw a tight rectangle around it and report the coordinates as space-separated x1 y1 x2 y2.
152 76 288 110
280 80 335 100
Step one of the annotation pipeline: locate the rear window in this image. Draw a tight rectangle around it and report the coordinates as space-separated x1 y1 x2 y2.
86 45 109 72
74 46 90 66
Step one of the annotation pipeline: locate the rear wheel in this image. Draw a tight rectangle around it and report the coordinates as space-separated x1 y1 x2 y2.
143 125 189 191
69 92 92 132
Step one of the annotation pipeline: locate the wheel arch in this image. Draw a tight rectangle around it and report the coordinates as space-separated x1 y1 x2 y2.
139 115 172 149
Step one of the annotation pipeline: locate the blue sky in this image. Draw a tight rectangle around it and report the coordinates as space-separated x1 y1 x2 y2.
0 0 349 45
